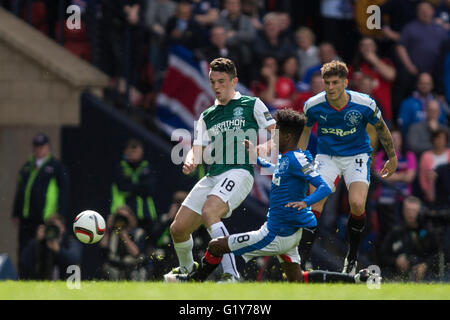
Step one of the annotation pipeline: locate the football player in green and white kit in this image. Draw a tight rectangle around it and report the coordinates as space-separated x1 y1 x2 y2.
165 58 276 282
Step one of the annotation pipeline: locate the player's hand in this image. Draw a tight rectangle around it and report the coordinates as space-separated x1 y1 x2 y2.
182 161 197 175
243 139 257 164
380 156 398 178
285 201 307 211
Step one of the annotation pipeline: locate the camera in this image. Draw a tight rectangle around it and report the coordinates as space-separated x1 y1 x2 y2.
44 224 61 241
112 212 129 232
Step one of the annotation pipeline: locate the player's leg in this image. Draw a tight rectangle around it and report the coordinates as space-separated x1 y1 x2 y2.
187 223 276 282
299 189 325 270
201 195 229 228
281 262 302 282
164 236 230 283
280 234 375 284
341 153 371 274
205 169 254 280
301 269 373 283
343 181 369 273
167 176 212 275
280 262 371 283
169 205 204 273
201 195 240 280
188 236 231 282
299 154 339 269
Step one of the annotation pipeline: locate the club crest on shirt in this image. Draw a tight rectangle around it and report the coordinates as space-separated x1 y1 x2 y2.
278 157 289 173
344 110 363 127
233 107 244 120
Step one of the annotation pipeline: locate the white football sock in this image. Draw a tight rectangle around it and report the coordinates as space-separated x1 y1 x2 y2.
208 222 240 279
173 236 194 273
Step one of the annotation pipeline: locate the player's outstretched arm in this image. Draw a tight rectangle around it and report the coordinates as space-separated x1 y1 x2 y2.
254 123 277 157
297 125 312 150
374 118 398 178
286 176 332 210
244 138 276 174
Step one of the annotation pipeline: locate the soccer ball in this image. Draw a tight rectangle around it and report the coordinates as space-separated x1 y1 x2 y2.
73 210 106 244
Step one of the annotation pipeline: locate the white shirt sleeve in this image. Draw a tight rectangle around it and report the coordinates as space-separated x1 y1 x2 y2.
253 98 276 129
193 113 210 146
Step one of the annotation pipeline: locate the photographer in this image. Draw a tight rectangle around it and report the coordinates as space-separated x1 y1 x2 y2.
100 205 147 281
145 191 210 279
380 196 439 282
20 215 81 280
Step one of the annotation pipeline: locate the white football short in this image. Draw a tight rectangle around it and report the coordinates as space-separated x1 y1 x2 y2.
314 153 371 190
228 222 303 265
182 168 254 218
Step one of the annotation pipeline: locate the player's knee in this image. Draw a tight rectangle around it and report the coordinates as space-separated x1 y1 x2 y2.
201 208 223 227
169 221 187 240
349 199 365 215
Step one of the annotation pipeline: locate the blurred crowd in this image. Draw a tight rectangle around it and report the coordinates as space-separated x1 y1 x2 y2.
4 0 450 282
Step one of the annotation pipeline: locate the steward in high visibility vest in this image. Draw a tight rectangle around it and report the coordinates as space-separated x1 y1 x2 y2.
12 133 70 276
110 139 157 234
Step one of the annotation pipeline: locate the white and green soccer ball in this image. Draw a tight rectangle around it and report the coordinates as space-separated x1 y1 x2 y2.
73 210 106 244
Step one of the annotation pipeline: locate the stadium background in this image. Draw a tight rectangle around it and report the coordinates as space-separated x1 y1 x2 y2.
0 0 449 282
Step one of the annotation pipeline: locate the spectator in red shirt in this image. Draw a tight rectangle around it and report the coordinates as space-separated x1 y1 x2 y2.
250 55 296 109
349 37 396 123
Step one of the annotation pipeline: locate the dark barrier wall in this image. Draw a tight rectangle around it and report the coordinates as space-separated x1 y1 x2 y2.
61 91 267 279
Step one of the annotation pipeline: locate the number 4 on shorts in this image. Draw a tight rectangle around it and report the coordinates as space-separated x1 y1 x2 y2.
355 158 363 167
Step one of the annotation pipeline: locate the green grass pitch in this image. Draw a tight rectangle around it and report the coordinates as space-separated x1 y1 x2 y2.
2 281 450 300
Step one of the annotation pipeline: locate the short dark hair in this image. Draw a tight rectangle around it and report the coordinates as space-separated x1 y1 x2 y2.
321 60 348 79
210 58 237 78
275 108 305 142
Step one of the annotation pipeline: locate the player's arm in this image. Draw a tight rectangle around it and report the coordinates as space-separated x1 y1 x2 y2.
184 114 208 175
374 117 398 178
256 156 276 174
253 98 277 156
285 152 331 210
183 145 204 175
285 175 331 210
298 108 313 150
297 124 312 150
243 139 276 174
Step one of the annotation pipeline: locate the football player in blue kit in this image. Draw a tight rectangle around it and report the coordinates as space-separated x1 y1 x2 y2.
297 60 397 274
166 109 376 283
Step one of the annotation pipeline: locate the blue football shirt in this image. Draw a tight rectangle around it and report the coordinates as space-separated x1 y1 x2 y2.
303 90 381 156
258 149 331 237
